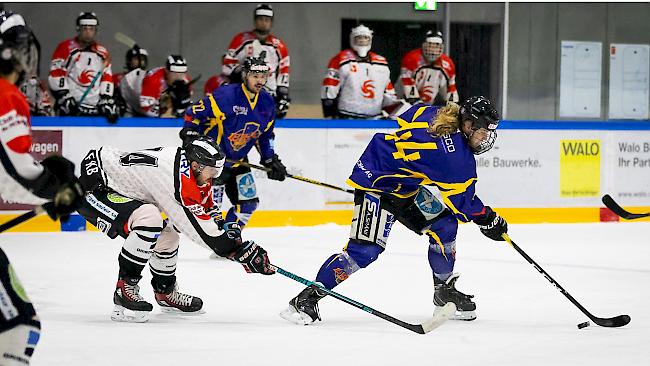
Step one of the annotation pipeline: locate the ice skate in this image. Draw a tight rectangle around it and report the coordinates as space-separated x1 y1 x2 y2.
111 275 153 323
280 285 327 325
154 283 204 314
433 273 477 321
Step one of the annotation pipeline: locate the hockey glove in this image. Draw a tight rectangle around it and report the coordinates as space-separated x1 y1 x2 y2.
222 222 242 243
230 241 274 275
321 98 338 118
42 181 85 222
473 206 508 241
55 92 78 116
98 96 119 124
261 154 287 181
275 86 291 119
179 127 202 147
168 80 192 117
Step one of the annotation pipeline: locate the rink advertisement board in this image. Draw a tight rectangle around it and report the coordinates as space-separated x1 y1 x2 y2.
2 118 649 228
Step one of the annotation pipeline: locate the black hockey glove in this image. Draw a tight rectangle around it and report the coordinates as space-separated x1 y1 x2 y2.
55 91 78 116
168 80 192 117
98 96 119 124
275 86 291 119
473 206 508 242
222 222 242 243
261 154 287 181
321 98 338 118
40 155 86 221
179 127 201 147
229 241 274 275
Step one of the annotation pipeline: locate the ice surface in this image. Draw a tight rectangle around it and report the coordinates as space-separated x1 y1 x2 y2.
1 222 648 365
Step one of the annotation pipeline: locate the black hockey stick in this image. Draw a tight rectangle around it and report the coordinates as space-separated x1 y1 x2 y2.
602 194 650 220
271 264 455 334
0 206 44 234
502 234 630 328
226 159 355 194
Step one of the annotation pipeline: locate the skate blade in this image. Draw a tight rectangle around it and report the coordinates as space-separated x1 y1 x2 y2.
159 306 206 315
111 305 150 323
279 306 316 325
450 310 476 321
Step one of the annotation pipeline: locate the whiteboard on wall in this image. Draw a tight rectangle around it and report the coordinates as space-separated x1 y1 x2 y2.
608 43 650 119
559 41 602 118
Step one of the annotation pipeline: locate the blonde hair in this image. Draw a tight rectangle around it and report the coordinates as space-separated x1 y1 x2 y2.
428 102 461 137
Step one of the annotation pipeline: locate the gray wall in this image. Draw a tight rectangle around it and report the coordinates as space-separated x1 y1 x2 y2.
507 2 650 120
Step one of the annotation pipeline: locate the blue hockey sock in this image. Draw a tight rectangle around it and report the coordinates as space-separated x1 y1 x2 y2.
428 241 456 284
315 252 360 289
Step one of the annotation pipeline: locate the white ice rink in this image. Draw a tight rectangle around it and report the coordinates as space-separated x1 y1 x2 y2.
1 222 649 366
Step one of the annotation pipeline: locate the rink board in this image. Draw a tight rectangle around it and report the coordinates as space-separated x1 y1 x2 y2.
1 117 649 230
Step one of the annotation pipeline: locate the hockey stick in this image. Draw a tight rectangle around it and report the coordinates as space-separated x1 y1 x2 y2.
602 194 650 220
0 206 44 234
114 32 136 48
271 264 455 334
226 159 355 194
502 233 631 328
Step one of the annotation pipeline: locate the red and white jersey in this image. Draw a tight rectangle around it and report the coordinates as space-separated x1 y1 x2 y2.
95 146 224 248
118 68 147 116
48 37 114 108
0 78 47 206
397 48 458 104
321 49 398 118
222 31 289 96
139 67 191 117
203 74 228 95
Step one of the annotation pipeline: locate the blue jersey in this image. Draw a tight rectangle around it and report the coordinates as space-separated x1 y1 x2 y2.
183 83 276 165
347 104 486 222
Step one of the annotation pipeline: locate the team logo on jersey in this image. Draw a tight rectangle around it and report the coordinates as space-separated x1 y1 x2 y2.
333 268 349 284
227 122 261 151
361 80 375 99
106 193 133 204
95 217 112 235
420 86 434 104
233 105 249 115
236 172 257 200
78 69 96 86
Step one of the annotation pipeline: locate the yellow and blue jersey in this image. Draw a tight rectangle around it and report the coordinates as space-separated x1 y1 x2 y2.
183 83 276 164
347 104 486 222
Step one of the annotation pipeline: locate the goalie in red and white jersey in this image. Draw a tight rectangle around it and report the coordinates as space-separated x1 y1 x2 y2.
321 25 407 119
396 30 459 106
47 12 118 121
222 4 291 118
77 137 274 323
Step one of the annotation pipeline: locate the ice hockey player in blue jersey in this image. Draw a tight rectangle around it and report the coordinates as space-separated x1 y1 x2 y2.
181 52 287 230
280 96 508 325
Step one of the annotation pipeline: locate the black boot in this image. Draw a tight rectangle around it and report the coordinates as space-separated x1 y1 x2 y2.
112 274 153 322
434 273 477 321
280 285 327 325
152 276 203 313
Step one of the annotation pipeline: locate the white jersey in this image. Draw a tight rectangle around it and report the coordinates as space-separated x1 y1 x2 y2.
118 68 146 116
321 49 398 118
92 146 227 252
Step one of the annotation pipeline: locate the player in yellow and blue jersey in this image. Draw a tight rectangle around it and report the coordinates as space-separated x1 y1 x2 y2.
280 96 508 324
180 52 287 230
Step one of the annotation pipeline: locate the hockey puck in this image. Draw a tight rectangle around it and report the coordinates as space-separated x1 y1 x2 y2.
577 321 590 329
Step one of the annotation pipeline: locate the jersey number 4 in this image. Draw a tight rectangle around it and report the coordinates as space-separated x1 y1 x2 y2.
119 151 159 167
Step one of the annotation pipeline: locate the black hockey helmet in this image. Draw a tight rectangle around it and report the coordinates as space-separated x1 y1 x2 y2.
76 12 98 28
0 10 38 78
186 136 225 168
125 44 148 70
242 51 269 75
254 4 274 19
459 96 500 155
165 54 187 73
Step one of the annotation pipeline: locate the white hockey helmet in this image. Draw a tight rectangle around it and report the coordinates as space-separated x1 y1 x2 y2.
350 24 373 58
422 30 443 62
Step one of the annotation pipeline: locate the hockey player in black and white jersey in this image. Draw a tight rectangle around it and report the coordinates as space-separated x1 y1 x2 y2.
77 137 274 322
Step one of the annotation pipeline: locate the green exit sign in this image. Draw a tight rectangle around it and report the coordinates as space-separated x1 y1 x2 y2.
414 1 437 11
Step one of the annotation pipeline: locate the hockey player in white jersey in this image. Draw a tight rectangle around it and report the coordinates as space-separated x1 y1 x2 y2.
77 137 274 322
321 25 405 119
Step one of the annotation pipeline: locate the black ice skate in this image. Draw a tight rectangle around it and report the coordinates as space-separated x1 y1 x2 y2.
154 282 204 314
279 285 327 325
112 275 153 323
433 273 477 321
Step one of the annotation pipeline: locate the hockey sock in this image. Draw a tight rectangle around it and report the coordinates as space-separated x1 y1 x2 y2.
428 240 456 284
118 205 163 277
149 249 178 293
225 200 258 227
315 251 361 289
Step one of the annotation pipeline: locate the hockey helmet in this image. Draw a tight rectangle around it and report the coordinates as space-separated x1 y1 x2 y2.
350 25 373 58
422 30 443 62
459 96 500 155
76 12 98 28
186 137 225 178
254 4 274 18
125 45 148 70
0 10 38 78
165 55 187 73
242 51 269 75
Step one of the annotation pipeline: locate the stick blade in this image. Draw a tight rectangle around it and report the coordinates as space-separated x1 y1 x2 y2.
602 194 650 220
592 314 631 328
419 303 456 334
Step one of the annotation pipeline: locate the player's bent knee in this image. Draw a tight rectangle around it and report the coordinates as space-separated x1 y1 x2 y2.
129 204 163 230
345 240 385 268
154 225 180 252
